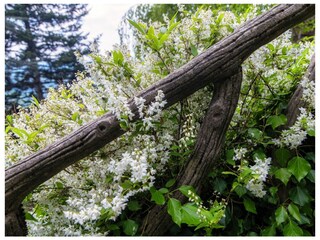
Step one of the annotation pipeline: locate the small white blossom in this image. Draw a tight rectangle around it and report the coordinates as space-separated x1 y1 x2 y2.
245 157 271 198
233 147 248 161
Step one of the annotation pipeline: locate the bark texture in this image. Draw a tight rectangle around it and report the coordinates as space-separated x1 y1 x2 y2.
276 55 315 204
5 205 28 236
286 54 315 127
141 69 242 235
5 4 315 236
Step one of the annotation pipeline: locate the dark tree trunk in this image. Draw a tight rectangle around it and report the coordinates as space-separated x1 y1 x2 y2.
5 204 28 236
286 54 315 127
141 69 243 235
275 54 315 204
292 17 315 43
5 4 315 236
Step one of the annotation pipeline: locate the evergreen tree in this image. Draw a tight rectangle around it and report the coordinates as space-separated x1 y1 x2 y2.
5 4 89 111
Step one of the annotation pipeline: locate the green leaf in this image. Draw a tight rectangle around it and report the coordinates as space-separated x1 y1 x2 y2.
31 95 40 107
243 198 257 214
212 178 227 193
269 186 278 197
261 224 276 236
252 149 266 160
307 129 315 136
305 152 315 163
122 219 138 236
287 157 311 182
282 46 288 55
222 171 238 177
167 198 182 227
108 224 120 231
159 33 169 46
120 180 133 189
289 186 310 206
275 206 288 226
239 167 252 180
299 214 311 225
167 21 179 35
226 149 235 166
25 212 38 222
306 169 315 183
165 179 176 188
210 208 225 225
159 188 169 194
71 112 79 121
6 115 13 125
283 220 303 236
190 44 198 57
150 187 165 205
266 114 287 130
127 19 146 34
55 181 64 189
34 204 46 218
179 185 196 198
248 128 262 139
119 120 128 130
216 12 224 24
274 168 292 185
147 26 155 39
10 127 29 139
27 131 39 141
127 200 141 212
275 148 292 167
93 55 102 64
112 50 124 65
248 232 258 236
266 43 275 52
234 185 247 197
287 203 301 222
168 12 179 30
100 208 112 221
194 222 209 231
181 203 201 226
105 176 113 184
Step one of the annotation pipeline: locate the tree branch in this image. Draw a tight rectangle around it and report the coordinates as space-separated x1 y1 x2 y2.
286 54 315 126
141 68 243 236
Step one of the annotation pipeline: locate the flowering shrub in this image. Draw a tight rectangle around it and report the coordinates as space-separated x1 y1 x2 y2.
5 4 314 236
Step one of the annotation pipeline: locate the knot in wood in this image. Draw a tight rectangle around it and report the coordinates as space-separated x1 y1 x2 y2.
96 120 110 137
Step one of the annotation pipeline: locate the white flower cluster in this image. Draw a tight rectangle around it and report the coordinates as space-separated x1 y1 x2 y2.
134 90 167 130
246 157 271 198
241 29 314 108
179 113 196 148
59 91 172 227
300 76 315 108
188 190 202 206
275 107 314 149
219 11 238 36
187 189 227 228
233 147 248 161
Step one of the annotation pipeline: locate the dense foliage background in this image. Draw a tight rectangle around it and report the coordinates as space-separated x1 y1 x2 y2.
5 4 315 236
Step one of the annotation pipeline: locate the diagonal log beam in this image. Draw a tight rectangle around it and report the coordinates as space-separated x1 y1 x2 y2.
286 54 315 127
142 68 243 235
5 4 315 235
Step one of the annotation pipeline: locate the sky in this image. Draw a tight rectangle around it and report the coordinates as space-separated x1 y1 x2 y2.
81 4 135 53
